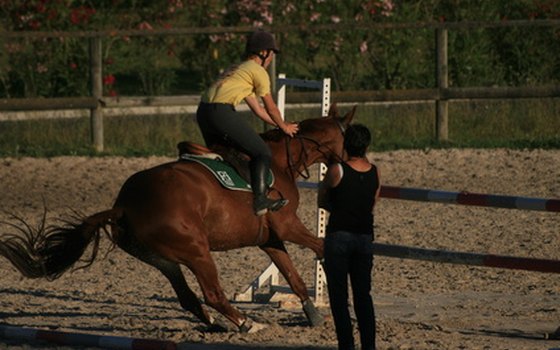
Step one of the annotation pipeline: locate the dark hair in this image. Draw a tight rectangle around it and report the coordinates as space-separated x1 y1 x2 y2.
343 124 371 157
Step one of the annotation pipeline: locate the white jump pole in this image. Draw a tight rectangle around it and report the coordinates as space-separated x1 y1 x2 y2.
233 74 330 305
314 77 330 306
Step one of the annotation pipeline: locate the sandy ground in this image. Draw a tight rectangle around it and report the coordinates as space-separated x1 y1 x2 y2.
1 149 559 350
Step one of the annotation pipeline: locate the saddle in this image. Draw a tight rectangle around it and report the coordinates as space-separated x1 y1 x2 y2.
177 141 252 184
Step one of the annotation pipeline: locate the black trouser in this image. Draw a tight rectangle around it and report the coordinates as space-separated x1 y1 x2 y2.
196 102 272 194
324 231 375 350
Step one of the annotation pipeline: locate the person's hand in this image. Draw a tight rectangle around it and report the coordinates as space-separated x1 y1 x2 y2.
281 122 299 137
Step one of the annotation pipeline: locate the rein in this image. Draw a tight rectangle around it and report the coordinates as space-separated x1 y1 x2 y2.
284 120 346 181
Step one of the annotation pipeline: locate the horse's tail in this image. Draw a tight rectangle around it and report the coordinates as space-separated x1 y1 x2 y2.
0 208 124 281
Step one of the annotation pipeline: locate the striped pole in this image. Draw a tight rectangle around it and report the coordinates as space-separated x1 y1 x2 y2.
0 325 176 350
373 242 560 274
380 185 560 212
297 182 560 213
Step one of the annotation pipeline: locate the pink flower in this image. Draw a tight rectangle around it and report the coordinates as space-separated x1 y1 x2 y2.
29 19 41 30
47 9 58 20
5 43 23 54
360 41 368 53
70 6 96 25
282 3 295 15
36 3 46 13
138 21 153 30
168 0 183 9
103 74 116 85
36 64 48 73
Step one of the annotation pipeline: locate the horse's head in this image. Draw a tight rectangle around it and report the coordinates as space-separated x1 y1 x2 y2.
265 104 355 180
296 103 356 165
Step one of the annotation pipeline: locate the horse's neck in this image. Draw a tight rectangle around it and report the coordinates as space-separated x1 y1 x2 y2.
269 137 324 180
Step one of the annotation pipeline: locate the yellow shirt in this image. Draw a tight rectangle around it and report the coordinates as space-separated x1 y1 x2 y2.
201 60 271 106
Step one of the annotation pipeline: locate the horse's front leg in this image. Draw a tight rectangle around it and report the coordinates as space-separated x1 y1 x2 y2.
259 240 324 327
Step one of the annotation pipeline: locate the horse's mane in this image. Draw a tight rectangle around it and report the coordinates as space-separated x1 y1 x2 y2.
261 128 285 142
261 116 336 142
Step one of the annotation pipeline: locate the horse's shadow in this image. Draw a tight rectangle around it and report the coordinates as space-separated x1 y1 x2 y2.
0 286 186 313
458 327 552 341
175 344 333 350
0 286 199 334
1 285 315 335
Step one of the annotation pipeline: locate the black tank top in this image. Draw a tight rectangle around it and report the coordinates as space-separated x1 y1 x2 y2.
326 162 379 236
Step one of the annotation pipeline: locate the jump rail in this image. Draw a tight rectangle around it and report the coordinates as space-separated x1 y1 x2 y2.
297 183 560 213
0 325 176 350
380 185 560 212
373 242 560 274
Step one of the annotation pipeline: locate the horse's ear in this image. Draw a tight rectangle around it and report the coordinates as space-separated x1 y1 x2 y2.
328 103 339 118
342 105 357 126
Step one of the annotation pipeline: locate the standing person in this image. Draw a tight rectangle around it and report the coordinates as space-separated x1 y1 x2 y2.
318 124 381 350
196 29 299 216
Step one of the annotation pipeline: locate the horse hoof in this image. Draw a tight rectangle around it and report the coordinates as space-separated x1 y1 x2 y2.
545 326 560 340
302 299 325 327
205 319 229 333
239 318 267 333
247 321 267 333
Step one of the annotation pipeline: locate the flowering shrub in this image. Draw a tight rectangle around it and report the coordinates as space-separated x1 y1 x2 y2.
0 0 558 98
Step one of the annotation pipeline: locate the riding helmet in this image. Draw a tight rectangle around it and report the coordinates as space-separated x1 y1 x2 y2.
245 30 279 55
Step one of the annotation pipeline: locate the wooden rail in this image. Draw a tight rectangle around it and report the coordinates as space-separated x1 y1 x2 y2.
2 19 559 39
2 86 558 111
1 20 559 150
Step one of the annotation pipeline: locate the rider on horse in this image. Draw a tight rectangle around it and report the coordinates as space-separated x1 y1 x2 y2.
196 29 299 216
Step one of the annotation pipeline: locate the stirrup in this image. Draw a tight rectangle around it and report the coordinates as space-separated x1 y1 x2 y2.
253 197 289 216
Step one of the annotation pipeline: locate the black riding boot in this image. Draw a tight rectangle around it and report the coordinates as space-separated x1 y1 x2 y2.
250 158 288 216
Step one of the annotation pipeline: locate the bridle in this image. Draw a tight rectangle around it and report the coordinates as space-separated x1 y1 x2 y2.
285 119 347 180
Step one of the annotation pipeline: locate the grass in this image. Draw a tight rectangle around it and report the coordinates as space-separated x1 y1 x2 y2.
0 98 559 157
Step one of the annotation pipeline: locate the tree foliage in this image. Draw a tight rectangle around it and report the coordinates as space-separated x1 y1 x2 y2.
0 0 558 98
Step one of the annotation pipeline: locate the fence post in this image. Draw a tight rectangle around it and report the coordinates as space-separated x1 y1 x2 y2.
435 28 449 142
89 37 103 152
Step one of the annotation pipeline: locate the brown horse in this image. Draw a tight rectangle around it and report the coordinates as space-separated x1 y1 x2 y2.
0 104 355 333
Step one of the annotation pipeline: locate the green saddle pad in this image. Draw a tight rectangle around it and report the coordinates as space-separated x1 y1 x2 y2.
180 154 274 192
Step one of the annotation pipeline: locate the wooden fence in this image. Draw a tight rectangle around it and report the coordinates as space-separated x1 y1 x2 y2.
1 20 559 151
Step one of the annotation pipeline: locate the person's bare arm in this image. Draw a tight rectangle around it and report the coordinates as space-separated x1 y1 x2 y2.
245 93 298 137
245 94 276 125
373 166 381 209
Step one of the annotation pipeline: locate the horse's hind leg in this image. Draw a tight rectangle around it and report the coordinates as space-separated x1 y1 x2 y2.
116 233 213 325
184 248 254 331
259 240 325 327
148 258 213 325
